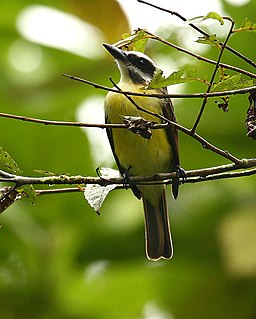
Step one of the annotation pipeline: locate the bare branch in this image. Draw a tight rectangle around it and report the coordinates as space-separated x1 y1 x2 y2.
33 164 256 193
0 159 256 188
0 112 124 129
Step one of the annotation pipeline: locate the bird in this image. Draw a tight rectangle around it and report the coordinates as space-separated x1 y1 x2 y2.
103 43 179 260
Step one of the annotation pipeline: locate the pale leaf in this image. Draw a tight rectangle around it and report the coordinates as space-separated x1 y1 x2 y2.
84 168 119 213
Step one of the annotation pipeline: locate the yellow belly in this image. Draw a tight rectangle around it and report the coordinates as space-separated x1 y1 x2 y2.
105 87 173 177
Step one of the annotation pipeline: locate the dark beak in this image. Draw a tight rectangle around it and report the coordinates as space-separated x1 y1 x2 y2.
103 43 128 63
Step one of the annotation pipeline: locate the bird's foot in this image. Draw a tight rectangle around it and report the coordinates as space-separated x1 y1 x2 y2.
177 166 186 184
123 166 141 199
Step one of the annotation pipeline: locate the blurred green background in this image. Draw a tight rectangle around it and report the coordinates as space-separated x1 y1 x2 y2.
1 0 256 318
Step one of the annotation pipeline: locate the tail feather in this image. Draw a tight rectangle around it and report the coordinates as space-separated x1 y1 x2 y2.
142 188 173 260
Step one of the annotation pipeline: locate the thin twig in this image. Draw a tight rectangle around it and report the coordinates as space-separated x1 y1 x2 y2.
0 112 167 129
141 29 256 79
0 105 245 164
1 160 256 187
35 187 83 196
0 112 121 129
192 17 235 133
137 0 256 68
32 166 256 194
0 86 244 164
63 74 256 98
187 167 256 183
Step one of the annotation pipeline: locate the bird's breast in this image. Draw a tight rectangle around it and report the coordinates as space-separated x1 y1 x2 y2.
105 87 173 177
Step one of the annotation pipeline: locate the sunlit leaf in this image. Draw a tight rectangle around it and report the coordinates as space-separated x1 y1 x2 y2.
234 17 256 33
121 33 131 40
148 69 208 89
196 34 221 48
133 30 148 53
187 12 224 25
213 74 254 92
115 29 148 52
203 12 224 25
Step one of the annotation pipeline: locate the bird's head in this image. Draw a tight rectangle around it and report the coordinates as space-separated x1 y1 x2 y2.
103 43 158 86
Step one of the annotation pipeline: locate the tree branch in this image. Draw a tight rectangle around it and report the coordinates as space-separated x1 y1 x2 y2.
139 29 256 80
192 17 235 132
63 74 256 98
0 77 248 165
0 160 256 187
137 0 256 68
1 3 255 215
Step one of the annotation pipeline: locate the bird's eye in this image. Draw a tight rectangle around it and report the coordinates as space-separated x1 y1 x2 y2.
136 58 147 69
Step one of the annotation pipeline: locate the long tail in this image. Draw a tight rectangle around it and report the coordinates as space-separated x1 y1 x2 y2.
142 188 173 260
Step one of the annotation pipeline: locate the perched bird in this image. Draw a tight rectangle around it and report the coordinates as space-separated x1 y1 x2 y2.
103 43 179 260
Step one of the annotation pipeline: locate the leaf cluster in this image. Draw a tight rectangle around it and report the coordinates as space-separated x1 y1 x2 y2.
0 147 35 207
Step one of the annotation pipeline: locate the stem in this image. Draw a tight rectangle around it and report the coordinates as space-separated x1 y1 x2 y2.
141 30 256 79
192 18 235 133
1 160 256 186
0 112 167 130
137 0 256 68
63 74 256 99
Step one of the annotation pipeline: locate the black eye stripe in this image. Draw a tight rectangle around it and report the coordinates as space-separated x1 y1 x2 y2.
137 58 146 67
125 52 157 84
127 53 156 74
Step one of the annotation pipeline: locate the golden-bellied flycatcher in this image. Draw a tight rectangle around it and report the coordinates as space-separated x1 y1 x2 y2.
103 44 179 260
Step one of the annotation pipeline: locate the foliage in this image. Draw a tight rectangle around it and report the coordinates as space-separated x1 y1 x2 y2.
148 68 209 89
0 1 256 319
234 17 256 33
0 147 35 205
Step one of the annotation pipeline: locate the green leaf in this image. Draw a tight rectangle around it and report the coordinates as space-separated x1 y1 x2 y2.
234 17 256 33
121 33 131 40
196 34 221 48
147 68 164 88
203 12 224 25
213 74 254 92
133 31 148 53
0 146 36 206
186 15 204 24
0 146 23 175
22 185 36 206
148 69 208 89
187 12 224 25
117 30 148 53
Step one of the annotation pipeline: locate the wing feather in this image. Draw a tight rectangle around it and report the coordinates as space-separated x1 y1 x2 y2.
105 115 125 175
160 87 180 198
